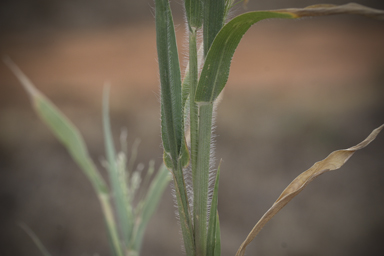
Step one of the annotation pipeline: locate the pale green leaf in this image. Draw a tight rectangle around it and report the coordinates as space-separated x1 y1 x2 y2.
133 164 171 251
102 85 133 247
4 57 107 195
5 58 124 256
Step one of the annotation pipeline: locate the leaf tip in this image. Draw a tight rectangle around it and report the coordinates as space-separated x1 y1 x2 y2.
4 56 40 97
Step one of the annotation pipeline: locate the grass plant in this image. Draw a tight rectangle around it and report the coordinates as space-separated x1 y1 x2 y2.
5 58 171 256
5 1 384 256
155 1 384 256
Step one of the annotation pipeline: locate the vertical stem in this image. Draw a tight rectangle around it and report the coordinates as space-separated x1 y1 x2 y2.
189 28 199 177
189 28 209 256
98 194 124 256
194 103 213 256
174 163 195 256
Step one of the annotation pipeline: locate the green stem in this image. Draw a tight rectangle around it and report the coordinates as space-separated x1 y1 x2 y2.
98 193 124 256
194 103 214 256
174 163 195 256
188 28 206 256
78 155 124 256
189 28 199 178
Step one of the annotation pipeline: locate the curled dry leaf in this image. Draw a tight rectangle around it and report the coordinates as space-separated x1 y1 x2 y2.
236 124 384 256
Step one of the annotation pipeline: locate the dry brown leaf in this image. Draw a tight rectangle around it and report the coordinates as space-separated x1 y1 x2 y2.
278 3 384 20
236 124 384 256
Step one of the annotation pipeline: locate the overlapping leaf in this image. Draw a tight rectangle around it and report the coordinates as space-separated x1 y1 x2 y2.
203 0 225 56
156 0 188 169
155 0 194 255
236 124 384 256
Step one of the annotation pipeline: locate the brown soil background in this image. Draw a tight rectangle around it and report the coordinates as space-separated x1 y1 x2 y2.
1 1 384 256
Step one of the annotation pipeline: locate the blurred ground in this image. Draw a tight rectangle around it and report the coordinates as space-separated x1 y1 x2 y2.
1 1 384 256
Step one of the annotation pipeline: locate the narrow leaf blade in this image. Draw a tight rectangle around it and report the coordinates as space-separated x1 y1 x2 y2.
155 0 185 168
236 124 384 256
195 11 295 104
4 57 107 193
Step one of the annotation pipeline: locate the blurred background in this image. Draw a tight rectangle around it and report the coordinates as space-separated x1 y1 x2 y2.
1 0 384 255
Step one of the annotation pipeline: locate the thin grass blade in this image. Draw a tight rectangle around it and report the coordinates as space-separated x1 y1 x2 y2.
133 164 171 251
4 57 107 193
236 124 384 256
102 85 133 247
19 223 52 256
155 0 186 168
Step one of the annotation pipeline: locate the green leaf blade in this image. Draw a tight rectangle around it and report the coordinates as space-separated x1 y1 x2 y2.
155 0 184 169
155 1 194 255
195 11 295 104
203 0 225 56
185 0 203 29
